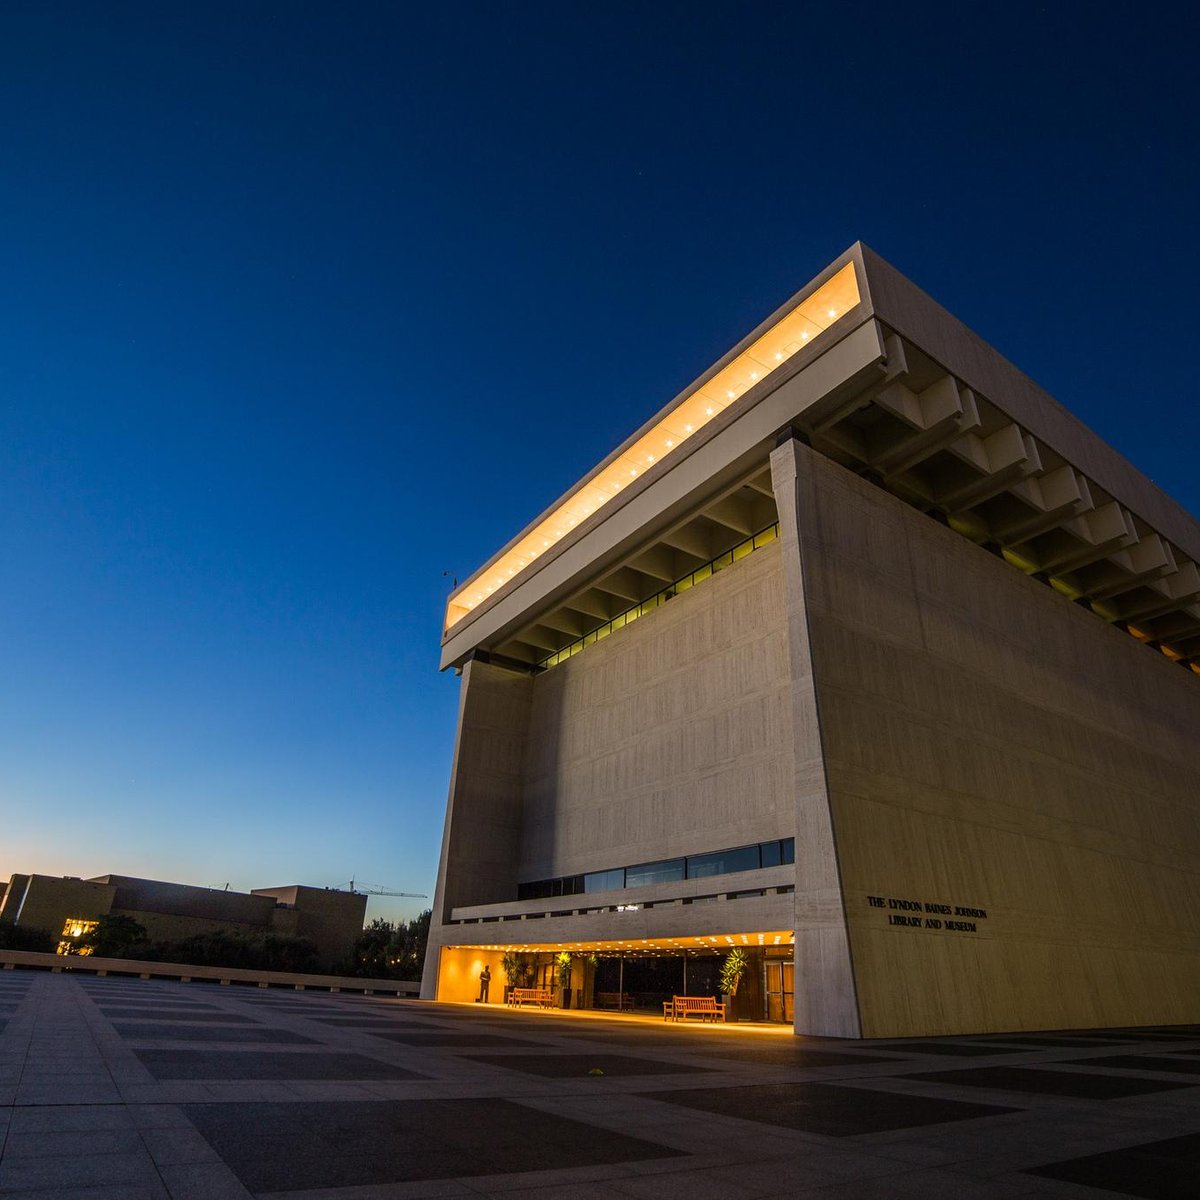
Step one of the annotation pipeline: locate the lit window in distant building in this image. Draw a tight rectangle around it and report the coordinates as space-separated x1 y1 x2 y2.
57 917 98 956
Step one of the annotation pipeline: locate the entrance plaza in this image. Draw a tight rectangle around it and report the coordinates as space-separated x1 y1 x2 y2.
4 969 1200 1197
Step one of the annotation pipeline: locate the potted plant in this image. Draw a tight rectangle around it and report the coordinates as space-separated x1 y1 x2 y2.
720 947 748 1022
500 951 521 1004
555 951 573 1009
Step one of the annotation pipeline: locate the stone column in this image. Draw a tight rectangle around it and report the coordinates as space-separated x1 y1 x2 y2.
770 436 862 1038
420 657 533 1000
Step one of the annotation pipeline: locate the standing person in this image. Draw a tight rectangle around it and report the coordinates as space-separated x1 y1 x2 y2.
477 964 491 1003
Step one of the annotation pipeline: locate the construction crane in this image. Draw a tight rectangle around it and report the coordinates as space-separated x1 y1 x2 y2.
344 879 428 898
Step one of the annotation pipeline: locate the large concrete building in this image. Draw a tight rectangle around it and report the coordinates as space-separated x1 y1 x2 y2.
421 245 1200 1038
0 872 367 969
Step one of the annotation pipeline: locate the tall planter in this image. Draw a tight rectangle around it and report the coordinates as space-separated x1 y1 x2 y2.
555 951 573 1009
720 948 748 1023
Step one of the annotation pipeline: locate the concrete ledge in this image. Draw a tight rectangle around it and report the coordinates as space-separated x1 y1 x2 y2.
0 948 420 995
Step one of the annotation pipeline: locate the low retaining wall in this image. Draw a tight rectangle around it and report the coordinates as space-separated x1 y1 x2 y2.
0 948 420 995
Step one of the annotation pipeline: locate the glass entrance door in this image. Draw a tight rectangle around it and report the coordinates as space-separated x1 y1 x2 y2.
765 960 794 1023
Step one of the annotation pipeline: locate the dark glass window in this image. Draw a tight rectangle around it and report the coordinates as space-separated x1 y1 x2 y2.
583 867 625 893
686 844 761 879
521 836 795 902
625 858 685 888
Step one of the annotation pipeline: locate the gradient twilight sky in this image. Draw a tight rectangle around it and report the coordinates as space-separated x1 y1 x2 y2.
1 4 1196 926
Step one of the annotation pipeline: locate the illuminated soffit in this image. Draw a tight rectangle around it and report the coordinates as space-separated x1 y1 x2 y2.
445 262 861 630
454 930 796 953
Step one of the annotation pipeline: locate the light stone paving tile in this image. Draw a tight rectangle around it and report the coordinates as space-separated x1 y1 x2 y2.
0 1185 170 1200
792 1167 1051 1199
138 1125 224 1166
455 1162 643 1194
264 1182 484 1200
7 1105 137 1133
1 1127 147 1158
473 1184 634 1200
154 1160 254 1199
612 1167 786 1200
0 1149 165 1191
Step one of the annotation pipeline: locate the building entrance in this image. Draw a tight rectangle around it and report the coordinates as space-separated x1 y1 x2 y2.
765 958 794 1023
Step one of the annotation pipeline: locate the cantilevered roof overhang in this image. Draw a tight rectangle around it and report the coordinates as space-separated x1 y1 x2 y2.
441 243 1200 677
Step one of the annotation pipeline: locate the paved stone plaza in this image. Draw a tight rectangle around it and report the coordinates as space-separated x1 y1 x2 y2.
1 970 1199 1198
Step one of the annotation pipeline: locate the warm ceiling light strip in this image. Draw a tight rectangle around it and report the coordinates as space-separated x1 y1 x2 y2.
444 262 861 630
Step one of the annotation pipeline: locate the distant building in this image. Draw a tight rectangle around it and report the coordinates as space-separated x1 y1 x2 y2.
0 872 367 970
423 244 1200 1038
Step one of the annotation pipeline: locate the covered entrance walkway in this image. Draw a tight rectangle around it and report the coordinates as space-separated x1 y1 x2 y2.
436 929 795 1024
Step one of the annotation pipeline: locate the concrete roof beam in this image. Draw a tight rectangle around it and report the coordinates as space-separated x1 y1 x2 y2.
516 624 570 653
1143 605 1200 645
939 427 1041 511
593 567 652 604
627 543 685 584
701 494 755 537
1105 561 1200 623
561 589 623 623
1078 535 1177 601
802 330 911 436
744 470 775 499
1027 502 1138 575
534 608 594 638
871 379 982 478
988 467 1093 544
658 520 714 562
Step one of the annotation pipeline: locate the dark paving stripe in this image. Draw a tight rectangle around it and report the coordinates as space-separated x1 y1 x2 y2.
979 1037 1131 1047
135 1049 425 1081
184 1098 682 1191
114 1022 317 1044
367 1033 542 1048
1079 1056 1200 1076
699 1048 906 1068
309 1016 435 1027
1027 1131 1200 1198
643 1081 1019 1136
464 1053 712 1078
97 1001 218 1010
901 1066 1193 1098
871 1042 1030 1057
99 1008 256 1023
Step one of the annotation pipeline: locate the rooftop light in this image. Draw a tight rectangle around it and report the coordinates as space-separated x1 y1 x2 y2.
444 261 860 630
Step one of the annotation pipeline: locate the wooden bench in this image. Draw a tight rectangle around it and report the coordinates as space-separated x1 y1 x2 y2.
594 991 634 1011
664 995 725 1022
508 987 554 1008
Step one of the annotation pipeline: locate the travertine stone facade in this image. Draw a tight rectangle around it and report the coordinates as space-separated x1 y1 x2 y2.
520 540 792 880
793 440 1200 1036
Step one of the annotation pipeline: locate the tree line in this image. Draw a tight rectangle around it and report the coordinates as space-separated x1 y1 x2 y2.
0 910 432 980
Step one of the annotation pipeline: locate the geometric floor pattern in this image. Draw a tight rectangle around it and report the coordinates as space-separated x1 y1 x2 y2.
2 969 1200 1198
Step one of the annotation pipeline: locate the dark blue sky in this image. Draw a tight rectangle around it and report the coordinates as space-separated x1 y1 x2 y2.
2 3 1196 921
